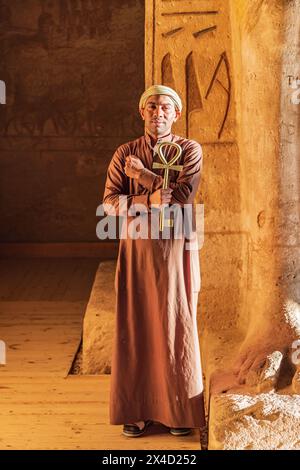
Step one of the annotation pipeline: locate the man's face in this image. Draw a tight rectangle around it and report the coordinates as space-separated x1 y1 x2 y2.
140 94 181 137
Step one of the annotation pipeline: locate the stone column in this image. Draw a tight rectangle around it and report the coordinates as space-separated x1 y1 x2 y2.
208 0 300 451
226 0 300 394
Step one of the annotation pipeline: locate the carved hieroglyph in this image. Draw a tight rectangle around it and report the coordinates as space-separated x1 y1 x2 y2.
0 0 144 242
0 0 144 138
145 0 235 142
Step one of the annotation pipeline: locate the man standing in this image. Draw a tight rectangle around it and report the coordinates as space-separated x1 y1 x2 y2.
103 85 205 437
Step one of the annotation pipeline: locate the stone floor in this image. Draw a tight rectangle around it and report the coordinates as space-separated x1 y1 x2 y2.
0 258 201 450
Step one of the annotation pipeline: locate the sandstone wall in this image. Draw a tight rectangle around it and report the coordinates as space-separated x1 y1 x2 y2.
0 0 144 242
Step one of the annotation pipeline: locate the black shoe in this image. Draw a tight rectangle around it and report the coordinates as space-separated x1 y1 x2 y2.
123 420 152 437
170 427 191 436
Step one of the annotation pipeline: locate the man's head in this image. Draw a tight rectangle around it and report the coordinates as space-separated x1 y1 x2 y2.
139 85 182 138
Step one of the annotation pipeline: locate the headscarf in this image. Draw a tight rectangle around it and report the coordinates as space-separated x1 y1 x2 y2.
139 85 182 112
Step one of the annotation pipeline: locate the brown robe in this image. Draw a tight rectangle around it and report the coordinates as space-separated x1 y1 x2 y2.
103 131 205 428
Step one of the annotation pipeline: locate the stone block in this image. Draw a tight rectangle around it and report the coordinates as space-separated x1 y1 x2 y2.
82 260 116 374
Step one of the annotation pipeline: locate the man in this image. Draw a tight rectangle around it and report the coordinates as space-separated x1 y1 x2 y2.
103 84 205 437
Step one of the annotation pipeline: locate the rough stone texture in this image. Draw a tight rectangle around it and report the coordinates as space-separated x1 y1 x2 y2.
209 393 300 450
82 260 116 374
223 0 300 389
207 0 300 449
0 0 144 242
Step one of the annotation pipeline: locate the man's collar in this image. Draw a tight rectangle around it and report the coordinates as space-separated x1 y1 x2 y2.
144 131 174 147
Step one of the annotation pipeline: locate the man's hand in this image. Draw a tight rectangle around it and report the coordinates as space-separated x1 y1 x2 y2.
124 155 144 179
149 188 173 208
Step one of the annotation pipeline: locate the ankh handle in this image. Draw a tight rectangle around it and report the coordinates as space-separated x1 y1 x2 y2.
152 142 183 231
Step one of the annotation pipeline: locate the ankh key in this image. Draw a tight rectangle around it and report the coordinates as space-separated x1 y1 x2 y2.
152 142 183 231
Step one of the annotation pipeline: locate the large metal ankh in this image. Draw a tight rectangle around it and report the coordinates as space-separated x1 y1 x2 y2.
152 141 183 231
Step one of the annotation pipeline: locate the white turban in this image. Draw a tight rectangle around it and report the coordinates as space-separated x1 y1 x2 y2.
139 85 182 112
